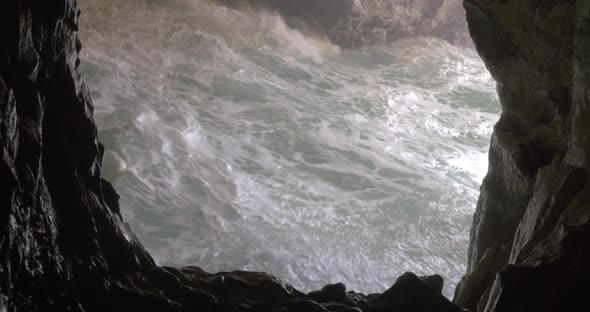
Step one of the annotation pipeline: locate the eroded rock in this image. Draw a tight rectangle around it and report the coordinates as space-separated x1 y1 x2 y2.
456 1 590 311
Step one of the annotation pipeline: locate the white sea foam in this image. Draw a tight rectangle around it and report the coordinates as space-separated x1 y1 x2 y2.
80 0 499 298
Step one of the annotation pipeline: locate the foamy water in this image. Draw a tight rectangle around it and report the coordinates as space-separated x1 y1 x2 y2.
80 0 499 297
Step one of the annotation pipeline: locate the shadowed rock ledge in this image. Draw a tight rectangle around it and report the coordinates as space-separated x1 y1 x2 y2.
1 0 590 311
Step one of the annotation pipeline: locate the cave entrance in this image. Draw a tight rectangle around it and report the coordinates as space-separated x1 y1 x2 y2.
79 0 499 298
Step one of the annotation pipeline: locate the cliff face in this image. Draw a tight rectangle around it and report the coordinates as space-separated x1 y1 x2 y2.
215 0 471 47
454 1 590 311
0 1 176 310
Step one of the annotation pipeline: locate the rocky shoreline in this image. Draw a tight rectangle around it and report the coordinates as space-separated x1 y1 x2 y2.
1 0 589 311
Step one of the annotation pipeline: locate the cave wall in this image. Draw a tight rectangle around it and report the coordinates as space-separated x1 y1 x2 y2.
0 1 229 311
455 1 590 311
0 0 167 310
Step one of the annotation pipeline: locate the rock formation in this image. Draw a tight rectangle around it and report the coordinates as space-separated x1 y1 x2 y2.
1 0 590 311
215 0 471 47
454 1 590 311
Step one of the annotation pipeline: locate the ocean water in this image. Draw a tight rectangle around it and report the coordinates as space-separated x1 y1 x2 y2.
79 0 499 297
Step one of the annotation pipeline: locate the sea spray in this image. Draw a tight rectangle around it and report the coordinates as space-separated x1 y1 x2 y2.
80 0 499 297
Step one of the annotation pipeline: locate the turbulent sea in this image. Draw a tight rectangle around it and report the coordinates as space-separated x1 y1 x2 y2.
80 0 499 297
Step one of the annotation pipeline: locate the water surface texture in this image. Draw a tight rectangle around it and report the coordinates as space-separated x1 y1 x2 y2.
80 0 499 297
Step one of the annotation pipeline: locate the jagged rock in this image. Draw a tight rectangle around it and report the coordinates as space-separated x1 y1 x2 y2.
509 162 586 264
453 243 509 311
322 303 362 312
289 299 328 312
368 273 462 312
483 220 590 312
456 1 590 311
307 283 348 303
0 0 170 310
179 268 306 309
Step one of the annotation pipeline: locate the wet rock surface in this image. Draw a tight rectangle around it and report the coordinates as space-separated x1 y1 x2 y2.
0 0 462 311
455 1 590 311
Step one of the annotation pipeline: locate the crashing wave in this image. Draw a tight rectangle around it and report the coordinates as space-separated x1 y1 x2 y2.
214 0 471 47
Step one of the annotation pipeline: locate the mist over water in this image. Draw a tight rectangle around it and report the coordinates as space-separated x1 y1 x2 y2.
80 0 499 297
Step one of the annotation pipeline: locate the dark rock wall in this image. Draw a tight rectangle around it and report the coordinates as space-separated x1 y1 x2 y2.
0 0 161 310
455 1 590 311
